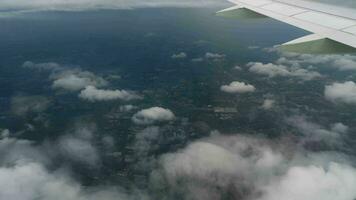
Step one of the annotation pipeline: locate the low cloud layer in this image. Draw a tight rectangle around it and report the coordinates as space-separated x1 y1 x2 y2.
152 134 356 200
259 163 356 200
221 81 256 94
325 81 356 104
79 86 142 102
132 107 175 125
0 125 145 200
1 124 355 200
276 53 356 71
248 62 322 80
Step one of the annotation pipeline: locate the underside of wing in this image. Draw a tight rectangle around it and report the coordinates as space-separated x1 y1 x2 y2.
218 0 356 54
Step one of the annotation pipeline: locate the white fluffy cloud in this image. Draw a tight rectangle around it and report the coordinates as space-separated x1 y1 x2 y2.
248 62 290 77
0 161 137 200
276 53 356 71
132 107 175 125
24 62 140 102
325 81 356 104
333 58 356 71
0 162 76 200
53 74 99 91
248 62 322 80
160 142 246 179
154 135 283 200
52 70 108 91
79 86 142 102
259 163 356 200
220 81 255 94
23 61 108 92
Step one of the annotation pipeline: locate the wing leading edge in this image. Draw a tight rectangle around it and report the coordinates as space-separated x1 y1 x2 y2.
218 0 356 54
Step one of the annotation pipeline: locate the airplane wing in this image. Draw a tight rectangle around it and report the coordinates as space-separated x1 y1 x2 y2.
218 0 356 53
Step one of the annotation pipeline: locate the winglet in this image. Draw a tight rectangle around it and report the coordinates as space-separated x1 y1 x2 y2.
279 34 356 54
282 34 325 46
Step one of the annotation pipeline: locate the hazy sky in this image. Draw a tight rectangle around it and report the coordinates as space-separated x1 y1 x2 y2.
0 0 355 12
0 0 226 11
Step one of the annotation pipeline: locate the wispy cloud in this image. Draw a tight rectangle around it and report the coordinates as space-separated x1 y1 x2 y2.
79 86 142 102
11 95 51 116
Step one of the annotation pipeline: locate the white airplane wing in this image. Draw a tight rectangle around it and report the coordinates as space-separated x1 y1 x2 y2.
218 0 356 53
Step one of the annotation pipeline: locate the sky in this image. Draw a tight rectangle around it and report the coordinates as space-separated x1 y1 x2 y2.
0 0 355 12
0 0 227 11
